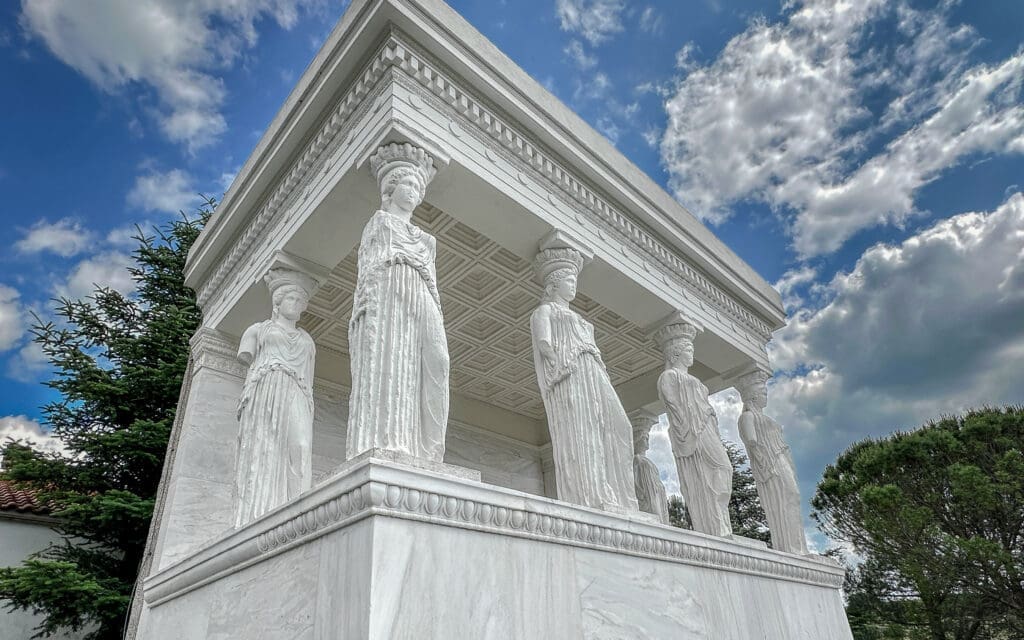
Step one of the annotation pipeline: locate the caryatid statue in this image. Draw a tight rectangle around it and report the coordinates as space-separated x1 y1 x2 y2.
530 238 639 512
234 267 319 527
654 320 733 537
346 142 450 462
736 370 808 554
629 409 670 524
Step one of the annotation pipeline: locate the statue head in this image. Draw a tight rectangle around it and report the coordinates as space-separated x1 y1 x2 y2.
535 247 584 303
736 370 770 410
653 322 698 369
628 409 658 456
370 143 436 215
264 268 317 323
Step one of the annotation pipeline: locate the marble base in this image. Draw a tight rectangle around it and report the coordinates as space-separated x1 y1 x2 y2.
140 457 853 639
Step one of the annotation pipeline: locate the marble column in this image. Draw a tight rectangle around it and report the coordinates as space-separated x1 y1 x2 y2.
653 316 733 537
627 409 669 524
530 231 638 513
345 142 451 463
734 368 809 554
149 327 247 570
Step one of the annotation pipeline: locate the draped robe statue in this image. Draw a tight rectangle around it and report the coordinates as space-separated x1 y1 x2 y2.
737 371 808 554
346 143 450 462
233 268 318 527
655 322 732 537
530 246 638 512
630 410 670 524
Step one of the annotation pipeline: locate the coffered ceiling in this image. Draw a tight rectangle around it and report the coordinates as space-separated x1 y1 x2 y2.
300 203 665 419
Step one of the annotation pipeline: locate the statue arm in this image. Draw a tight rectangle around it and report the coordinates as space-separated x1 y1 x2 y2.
237 324 259 366
738 412 758 448
530 305 556 365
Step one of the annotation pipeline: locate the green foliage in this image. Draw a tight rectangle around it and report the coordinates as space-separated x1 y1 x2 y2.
666 441 771 543
0 203 211 639
812 407 1024 640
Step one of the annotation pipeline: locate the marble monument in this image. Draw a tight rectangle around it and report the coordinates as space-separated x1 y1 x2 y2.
736 369 809 554
345 142 450 462
127 0 854 637
629 409 670 524
530 234 639 513
233 267 319 527
655 318 734 538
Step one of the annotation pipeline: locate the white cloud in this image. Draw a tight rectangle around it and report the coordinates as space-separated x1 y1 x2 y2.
127 169 199 214
6 341 48 383
555 0 625 46
0 285 24 352
658 0 1024 256
766 193 1024 508
563 39 597 70
638 6 663 35
15 217 96 257
0 415 67 458
57 251 136 300
19 0 318 151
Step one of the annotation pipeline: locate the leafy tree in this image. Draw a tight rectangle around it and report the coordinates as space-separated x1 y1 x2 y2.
667 441 771 544
812 407 1024 640
0 202 211 639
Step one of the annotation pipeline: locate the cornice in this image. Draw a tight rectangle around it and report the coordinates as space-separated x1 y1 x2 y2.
192 30 775 342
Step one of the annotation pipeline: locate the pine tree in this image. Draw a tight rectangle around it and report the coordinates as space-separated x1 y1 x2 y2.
0 202 211 639
666 441 771 543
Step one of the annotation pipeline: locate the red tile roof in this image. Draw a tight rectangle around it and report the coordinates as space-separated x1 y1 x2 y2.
0 479 51 515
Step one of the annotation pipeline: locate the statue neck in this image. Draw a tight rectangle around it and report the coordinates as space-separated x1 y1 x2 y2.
383 204 414 222
274 316 298 331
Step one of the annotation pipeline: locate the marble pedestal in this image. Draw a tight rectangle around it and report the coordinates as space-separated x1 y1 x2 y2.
140 456 852 639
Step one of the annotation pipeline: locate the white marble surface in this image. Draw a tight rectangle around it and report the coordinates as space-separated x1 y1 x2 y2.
656 320 733 537
736 370 809 554
141 457 852 639
530 235 639 513
346 143 450 462
233 266 318 528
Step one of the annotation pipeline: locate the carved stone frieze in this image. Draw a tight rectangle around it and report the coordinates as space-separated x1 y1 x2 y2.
190 327 246 378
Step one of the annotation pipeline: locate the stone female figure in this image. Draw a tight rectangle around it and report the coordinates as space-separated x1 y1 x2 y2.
655 322 732 537
530 246 638 512
346 143 449 461
234 268 318 527
631 411 670 524
737 370 808 553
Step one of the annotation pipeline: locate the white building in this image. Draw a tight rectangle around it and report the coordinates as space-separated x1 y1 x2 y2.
129 0 853 637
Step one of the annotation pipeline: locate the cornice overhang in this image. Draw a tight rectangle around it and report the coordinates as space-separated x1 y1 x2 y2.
185 0 786 339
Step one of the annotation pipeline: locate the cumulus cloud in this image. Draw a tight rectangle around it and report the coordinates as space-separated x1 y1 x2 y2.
766 193 1024 507
0 285 24 352
15 218 95 257
659 0 1024 256
127 169 199 214
563 39 597 70
57 251 136 300
555 0 625 46
19 0 318 151
6 340 49 383
0 415 67 458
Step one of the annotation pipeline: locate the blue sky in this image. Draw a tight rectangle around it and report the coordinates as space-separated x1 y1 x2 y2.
1 0 1022 547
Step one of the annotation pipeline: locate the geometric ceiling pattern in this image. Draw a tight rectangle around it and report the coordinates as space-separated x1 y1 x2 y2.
300 203 664 419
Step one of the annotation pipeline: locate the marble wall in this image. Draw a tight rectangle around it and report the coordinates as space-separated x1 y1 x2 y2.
141 458 853 640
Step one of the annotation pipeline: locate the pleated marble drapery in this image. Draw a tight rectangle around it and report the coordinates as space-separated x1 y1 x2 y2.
531 301 638 511
346 210 449 461
233 320 316 527
658 368 733 536
741 409 807 553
